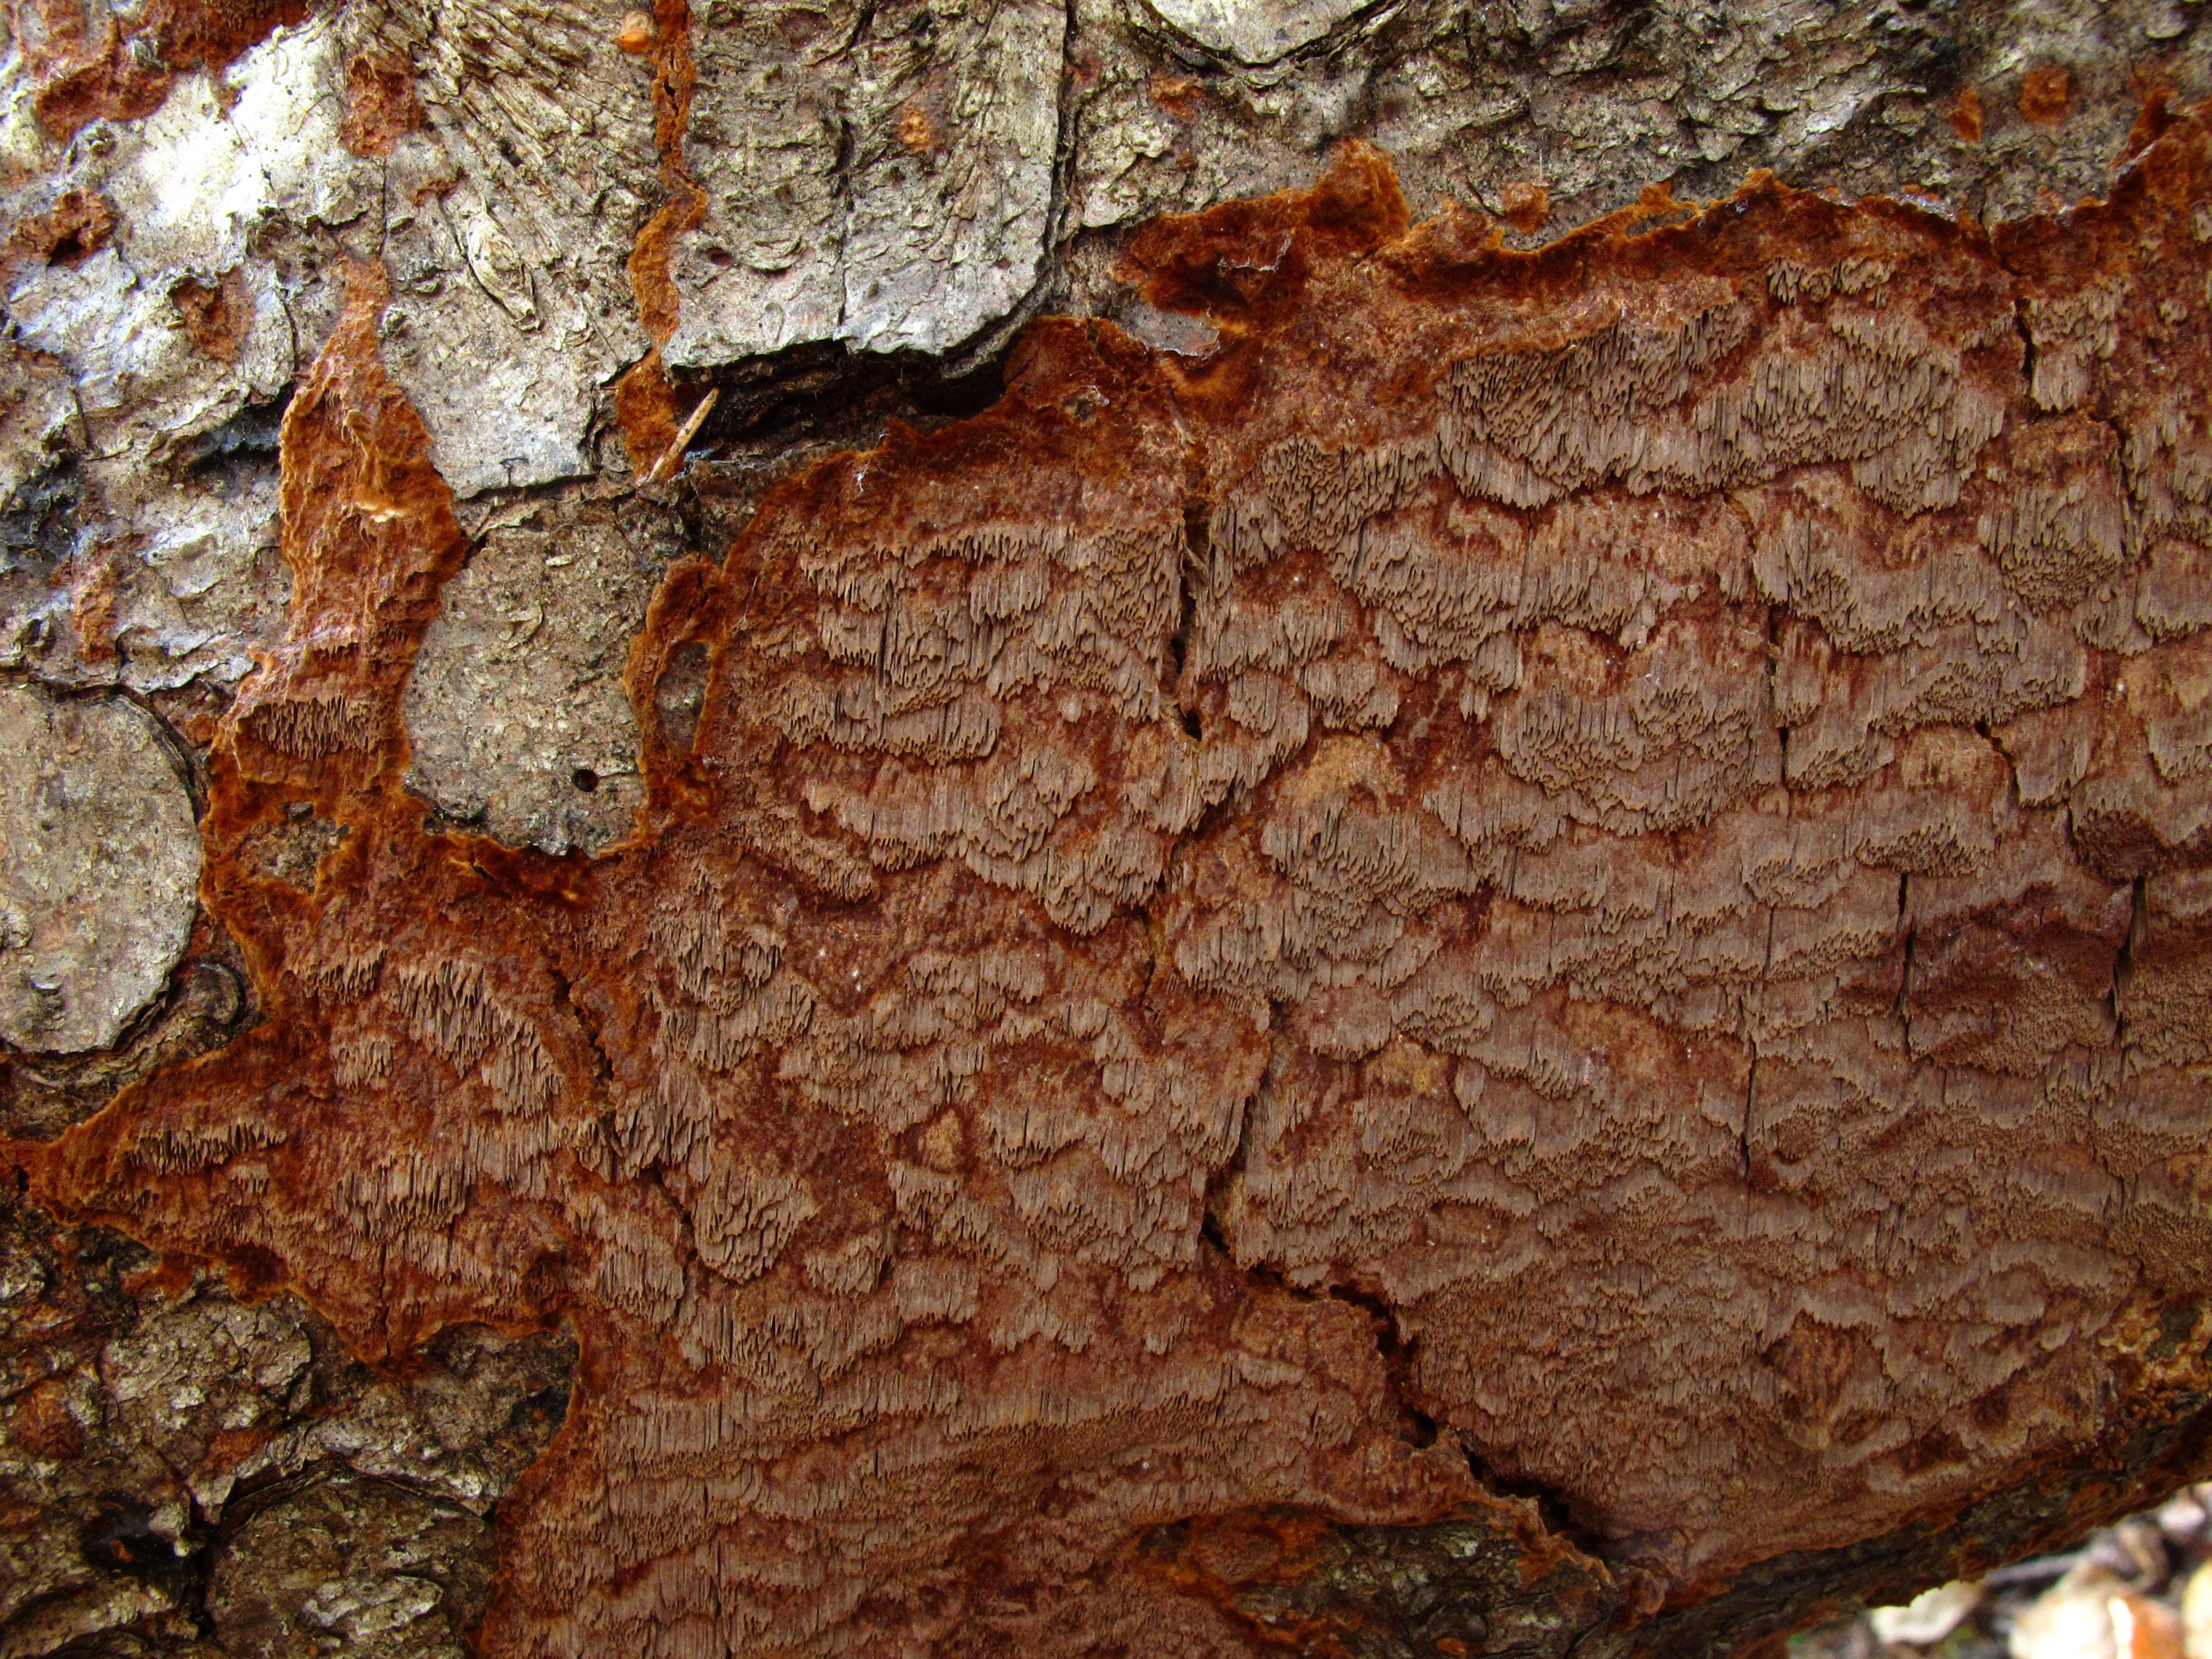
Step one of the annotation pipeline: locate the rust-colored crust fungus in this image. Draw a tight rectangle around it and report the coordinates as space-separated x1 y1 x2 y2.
2020 65 2080 129
17 0 316 138
614 349 686 478
1 186 117 274
338 49 426 158
625 0 703 344
16 117 2212 1658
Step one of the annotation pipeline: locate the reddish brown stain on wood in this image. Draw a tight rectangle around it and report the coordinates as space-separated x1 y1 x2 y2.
16 118 2212 1658
626 0 703 345
1501 179 1550 234
20 0 316 139
2 187 116 273
339 50 425 157
1949 85 1986 144
1151 72 1202 119
2020 65 2077 127
614 349 685 477
172 268 252 361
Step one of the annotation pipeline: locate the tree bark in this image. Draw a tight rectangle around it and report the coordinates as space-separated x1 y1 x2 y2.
4 1 2212 1655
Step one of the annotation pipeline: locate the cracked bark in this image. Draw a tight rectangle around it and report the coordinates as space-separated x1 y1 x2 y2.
6 0 2212 1655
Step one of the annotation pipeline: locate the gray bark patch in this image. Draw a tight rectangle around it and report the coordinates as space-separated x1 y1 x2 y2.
0 685 200 1054
401 500 683 855
666 0 1067 366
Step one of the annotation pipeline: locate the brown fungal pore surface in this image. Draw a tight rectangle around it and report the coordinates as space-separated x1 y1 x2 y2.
14 115 2212 1659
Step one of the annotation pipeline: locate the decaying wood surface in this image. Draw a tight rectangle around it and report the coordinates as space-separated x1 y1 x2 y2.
5 0 2212 1652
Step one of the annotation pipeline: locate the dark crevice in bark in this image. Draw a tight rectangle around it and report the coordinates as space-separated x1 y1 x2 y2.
680 336 1012 460
655 337 1016 554
1196 1023 1263 1259
1741 898 1778 1193
174 386 292 484
1171 447 1210 734
828 116 859 341
1205 1236 1447 1456
0 454 83 575
2114 874 2149 1041
1036 0 1084 313
1460 1445 1615 1573
1169 564 1198 715
1330 1279 1442 1450
543 958 614 1088
1762 594 1789 784
1739 1044 1758 1190
2011 292 2043 410
1893 872 1915 1051
1196 1207 1230 1270
79 1489 212 1629
1194 1094 1480 1471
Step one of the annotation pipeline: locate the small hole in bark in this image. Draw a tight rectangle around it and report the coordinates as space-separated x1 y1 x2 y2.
571 766 599 793
1182 708 1202 739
